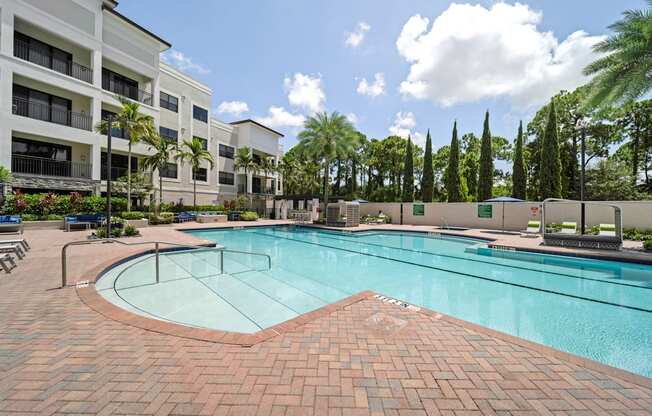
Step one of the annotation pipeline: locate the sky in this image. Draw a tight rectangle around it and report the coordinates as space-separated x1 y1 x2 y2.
119 0 644 153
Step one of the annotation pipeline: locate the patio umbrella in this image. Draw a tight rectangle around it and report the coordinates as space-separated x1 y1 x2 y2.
484 196 525 233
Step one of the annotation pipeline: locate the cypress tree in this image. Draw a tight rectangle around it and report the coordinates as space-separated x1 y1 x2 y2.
512 120 527 199
539 101 563 199
477 111 493 201
421 130 434 202
445 122 463 202
402 136 414 202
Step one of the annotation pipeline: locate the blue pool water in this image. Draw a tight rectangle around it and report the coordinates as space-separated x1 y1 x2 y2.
97 226 652 378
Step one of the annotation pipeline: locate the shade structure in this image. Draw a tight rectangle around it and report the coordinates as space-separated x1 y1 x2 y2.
483 197 525 233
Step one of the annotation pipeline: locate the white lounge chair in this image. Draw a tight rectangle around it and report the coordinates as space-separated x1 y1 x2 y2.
560 222 577 234
599 223 616 237
0 244 24 260
0 238 30 251
0 253 16 273
521 220 541 237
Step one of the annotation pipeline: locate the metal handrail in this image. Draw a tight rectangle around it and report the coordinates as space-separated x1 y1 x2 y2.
61 238 272 288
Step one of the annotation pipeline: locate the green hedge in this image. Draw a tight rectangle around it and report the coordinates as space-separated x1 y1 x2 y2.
149 212 175 225
2 192 127 216
624 228 652 241
240 211 258 221
120 211 144 220
158 203 226 213
644 240 652 251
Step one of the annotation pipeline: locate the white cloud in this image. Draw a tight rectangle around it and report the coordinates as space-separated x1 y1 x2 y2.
216 101 249 117
256 106 306 130
346 113 359 125
345 21 371 48
389 111 417 138
356 73 386 98
284 73 326 114
396 3 605 108
161 49 210 75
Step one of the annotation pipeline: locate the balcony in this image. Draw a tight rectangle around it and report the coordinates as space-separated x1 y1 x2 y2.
102 77 153 105
238 184 276 195
12 154 91 179
14 37 93 84
12 97 93 131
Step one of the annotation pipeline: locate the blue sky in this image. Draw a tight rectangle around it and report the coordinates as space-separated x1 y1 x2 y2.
120 0 643 153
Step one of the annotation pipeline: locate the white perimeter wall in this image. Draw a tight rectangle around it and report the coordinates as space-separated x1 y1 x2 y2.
360 201 652 231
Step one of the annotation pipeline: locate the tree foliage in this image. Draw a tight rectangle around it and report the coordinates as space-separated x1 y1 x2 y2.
512 121 527 199
445 122 463 202
477 111 493 201
421 131 434 202
539 100 563 199
402 136 414 202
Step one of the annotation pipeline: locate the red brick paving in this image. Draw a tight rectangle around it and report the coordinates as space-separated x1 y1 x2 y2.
1 226 651 415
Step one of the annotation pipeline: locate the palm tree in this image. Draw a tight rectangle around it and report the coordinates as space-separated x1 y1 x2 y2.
175 137 214 209
95 98 154 211
259 156 276 194
297 112 356 213
141 133 177 213
234 147 258 200
583 1 652 108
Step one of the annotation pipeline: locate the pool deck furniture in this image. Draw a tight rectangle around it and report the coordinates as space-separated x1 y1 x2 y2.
175 212 197 223
0 253 16 273
542 199 623 251
196 213 227 223
0 215 22 234
64 214 105 232
0 238 30 251
521 220 541 237
228 211 241 221
326 201 360 227
0 243 25 260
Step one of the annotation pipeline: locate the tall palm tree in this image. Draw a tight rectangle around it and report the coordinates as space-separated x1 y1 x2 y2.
234 147 258 200
95 98 154 211
259 156 276 194
297 112 356 213
141 133 177 213
175 137 214 209
583 1 652 108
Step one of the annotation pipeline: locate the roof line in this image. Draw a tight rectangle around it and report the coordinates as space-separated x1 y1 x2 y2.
102 5 172 49
230 119 285 137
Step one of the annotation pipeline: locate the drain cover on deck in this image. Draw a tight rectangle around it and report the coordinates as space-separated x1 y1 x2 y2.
364 312 408 336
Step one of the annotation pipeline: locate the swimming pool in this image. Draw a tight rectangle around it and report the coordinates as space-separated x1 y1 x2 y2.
97 226 652 378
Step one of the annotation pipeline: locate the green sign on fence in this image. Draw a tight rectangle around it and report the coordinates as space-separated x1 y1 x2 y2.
478 204 492 218
413 204 425 216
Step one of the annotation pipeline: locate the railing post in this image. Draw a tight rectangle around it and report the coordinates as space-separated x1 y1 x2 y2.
155 242 160 283
61 245 67 288
220 250 224 275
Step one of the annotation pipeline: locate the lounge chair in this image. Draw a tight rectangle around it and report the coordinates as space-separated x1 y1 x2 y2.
64 214 105 231
0 253 16 273
0 243 25 260
521 220 541 237
560 222 577 234
176 212 196 223
0 215 22 234
599 223 616 237
0 238 30 251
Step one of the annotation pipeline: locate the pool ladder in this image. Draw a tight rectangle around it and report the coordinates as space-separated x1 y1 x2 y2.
61 238 272 288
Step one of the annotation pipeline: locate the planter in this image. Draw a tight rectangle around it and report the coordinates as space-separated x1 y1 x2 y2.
126 219 149 228
23 220 64 230
197 214 227 224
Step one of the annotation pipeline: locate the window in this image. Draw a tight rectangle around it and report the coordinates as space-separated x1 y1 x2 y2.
193 105 208 123
101 110 128 139
102 68 139 101
193 167 207 182
159 162 178 179
194 136 208 150
219 171 234 185
12 84 75 126
219 144 234 159
100 152 138 181
160 92 178 112
159 126 178 144
12 137 71 161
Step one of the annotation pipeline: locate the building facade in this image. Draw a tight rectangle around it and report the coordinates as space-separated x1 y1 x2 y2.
0 0 283 207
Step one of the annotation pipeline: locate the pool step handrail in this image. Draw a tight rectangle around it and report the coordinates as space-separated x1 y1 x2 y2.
61 238 271 288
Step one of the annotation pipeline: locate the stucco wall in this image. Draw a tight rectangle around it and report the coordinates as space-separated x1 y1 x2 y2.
360 201 652 230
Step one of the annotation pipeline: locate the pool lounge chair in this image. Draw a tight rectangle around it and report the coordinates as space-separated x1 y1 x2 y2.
176 212 197 223
560 222 577 234
0 243 25 260
521 220 541 237
0 253 16 273
0 238 30 251
599 223 616 237
0 216 22 234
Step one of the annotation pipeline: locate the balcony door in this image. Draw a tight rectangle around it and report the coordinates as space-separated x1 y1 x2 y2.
13 84 72 125
12 137 72 177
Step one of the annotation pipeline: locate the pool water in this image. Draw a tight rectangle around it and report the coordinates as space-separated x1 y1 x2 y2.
97 226 652 378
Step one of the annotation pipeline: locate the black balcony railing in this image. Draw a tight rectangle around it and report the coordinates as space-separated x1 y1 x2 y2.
14 37 93 84
100 166 140 181
12 154 92 179
238 183 275 195
12 97 93 131
102 79 153 105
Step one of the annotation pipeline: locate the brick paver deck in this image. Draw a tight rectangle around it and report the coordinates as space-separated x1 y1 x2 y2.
1 224 651 415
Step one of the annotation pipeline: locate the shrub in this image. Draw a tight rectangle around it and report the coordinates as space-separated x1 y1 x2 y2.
20 214 39 221
624 228 652 241
148 212 174 225
124 224 139 237
120 211 144 220
240 211 258 221
44 214 64 221
96 225 123 238
644 240 652 251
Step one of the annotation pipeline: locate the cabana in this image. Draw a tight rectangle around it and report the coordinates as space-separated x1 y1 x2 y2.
542 198 623 250
326 201 360 227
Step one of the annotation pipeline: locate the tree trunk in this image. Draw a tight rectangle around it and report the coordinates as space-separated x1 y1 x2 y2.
193 173 197 210
158 173 163 215
323 158 330 219
632 123 640 185
127 142 132 212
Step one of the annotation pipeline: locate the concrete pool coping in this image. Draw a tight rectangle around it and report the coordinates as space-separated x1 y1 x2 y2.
80 238 652 391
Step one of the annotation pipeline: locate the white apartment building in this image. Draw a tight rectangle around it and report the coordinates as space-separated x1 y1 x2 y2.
0 0 283 207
